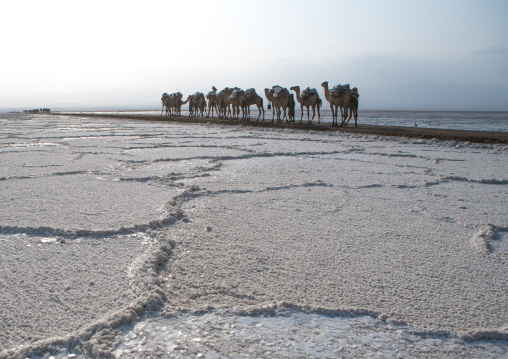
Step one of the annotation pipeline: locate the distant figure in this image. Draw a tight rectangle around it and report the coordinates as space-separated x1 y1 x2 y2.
414 122 418 127
288 93 296 122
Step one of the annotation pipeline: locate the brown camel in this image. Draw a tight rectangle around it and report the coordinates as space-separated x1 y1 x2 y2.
290 86 322 124
229 88 249 121
331 84 354 126
172 92 190 116
244 88 265 121
265 86 290 123
192 92 207 117
217 87 234 119
344 87 359 126
321 82 352 126
264 88 276 121
206 86 219 118
161 93 170 117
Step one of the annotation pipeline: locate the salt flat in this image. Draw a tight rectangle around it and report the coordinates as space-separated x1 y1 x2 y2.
0 113 506 358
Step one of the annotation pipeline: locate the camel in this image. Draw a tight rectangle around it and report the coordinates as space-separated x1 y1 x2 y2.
191 92 207 117
290 86 322 124
344 87 359 126
321 82 352 126
229 88 249 120
244 88 265 121
265 86 290 123
264 88 276 121
288 93 296 122
217 87 234 119
171 92 190 116
161 93 170 116
188 94 195 116
206 86 219 118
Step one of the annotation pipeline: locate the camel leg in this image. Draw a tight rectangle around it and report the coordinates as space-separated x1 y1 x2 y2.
310 106 315 124
345 108 351 126
317 105 321 124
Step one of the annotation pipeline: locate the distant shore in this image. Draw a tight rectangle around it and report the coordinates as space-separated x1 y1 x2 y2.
54 112 508 144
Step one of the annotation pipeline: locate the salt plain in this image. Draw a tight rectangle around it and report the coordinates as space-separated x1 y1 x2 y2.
0 113 507 358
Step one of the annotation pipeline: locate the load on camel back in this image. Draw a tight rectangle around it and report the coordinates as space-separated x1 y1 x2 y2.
244 88 257 100
330 84 350 97
300 87 319 101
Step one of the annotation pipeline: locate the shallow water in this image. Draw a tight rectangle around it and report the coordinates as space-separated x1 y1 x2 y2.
76 110 508 132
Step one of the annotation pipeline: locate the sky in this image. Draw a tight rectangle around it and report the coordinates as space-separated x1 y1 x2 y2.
1 0 508 111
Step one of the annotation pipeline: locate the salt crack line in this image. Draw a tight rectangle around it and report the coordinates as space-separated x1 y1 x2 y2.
441 175 508 185
119 150 345 165
209 181 333 197
1 243 176 359
0 187 198 239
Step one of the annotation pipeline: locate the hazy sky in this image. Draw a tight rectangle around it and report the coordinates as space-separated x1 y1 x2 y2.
2 0 507 110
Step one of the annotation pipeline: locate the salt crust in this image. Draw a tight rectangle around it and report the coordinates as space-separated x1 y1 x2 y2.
0 113 507 358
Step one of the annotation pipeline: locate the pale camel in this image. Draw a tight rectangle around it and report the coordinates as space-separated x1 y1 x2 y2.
244 88 265 121
290 86 322 124
265 86 290 123
321 82 352 126
206 86 219 118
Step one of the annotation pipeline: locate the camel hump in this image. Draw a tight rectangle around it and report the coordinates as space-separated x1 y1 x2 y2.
245 88 256 99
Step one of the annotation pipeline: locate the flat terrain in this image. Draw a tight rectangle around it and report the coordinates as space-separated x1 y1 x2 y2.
55 112 508 144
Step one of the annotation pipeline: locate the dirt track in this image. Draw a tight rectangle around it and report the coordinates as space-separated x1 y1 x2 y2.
55 112 508 144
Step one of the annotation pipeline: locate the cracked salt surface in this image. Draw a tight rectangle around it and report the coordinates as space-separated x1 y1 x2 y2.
1 113 507 358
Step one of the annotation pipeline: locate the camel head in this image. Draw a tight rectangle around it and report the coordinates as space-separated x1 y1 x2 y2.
290 86 300 93
321 81 329 88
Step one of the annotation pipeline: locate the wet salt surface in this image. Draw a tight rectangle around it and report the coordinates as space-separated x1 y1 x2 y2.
0 113 507 358
76 110 508 132
31 310 508 359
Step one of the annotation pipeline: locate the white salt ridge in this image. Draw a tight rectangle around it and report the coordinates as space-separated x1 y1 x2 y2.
0 113 507 358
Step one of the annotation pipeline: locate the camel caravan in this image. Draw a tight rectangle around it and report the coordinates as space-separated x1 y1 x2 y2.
24 108 51 114
161 82 359 127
